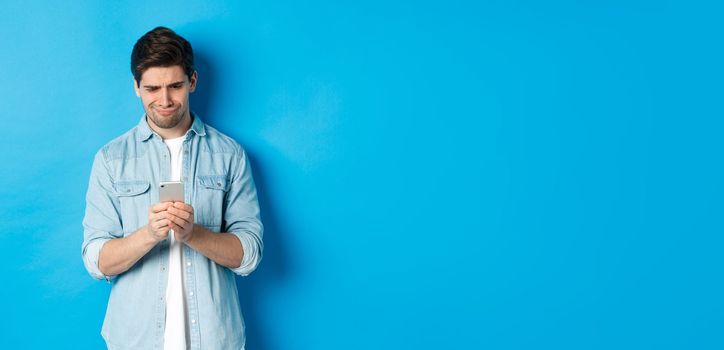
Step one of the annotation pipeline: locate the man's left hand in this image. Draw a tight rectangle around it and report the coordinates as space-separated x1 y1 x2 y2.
167 202 195 242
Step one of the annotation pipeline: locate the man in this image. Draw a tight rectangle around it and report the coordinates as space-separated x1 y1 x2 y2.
82 27 263 350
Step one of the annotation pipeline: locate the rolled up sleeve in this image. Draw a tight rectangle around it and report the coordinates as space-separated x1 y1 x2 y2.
224 147 264 276
82 150 123 282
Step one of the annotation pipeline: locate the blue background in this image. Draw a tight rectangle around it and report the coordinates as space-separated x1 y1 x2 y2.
0 1 722 349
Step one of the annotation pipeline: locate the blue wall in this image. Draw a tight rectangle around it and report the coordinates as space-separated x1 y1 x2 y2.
1 1 722 349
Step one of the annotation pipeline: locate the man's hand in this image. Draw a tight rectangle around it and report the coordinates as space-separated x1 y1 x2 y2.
167 202 195 242
147 202 174 242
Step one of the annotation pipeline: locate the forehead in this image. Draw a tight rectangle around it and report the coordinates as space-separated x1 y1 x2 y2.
139 65 187 84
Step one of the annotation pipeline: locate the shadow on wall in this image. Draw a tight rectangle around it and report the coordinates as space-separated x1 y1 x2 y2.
237 152 290 350
191 48 290 350
190 51 216 123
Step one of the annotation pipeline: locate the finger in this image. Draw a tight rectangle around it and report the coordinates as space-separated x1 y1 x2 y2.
151 202 174 213
154 219 170 230
167 213 190 227
149 211 164 220
150 211 170 223
150 203 167 213
150 222 169 235
173 202 194 214
167 207 192 221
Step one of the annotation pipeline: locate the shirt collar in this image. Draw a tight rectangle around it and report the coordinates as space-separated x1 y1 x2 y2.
136 112 207 142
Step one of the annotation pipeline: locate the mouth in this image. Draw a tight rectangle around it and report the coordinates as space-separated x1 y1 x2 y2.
154 107 177 117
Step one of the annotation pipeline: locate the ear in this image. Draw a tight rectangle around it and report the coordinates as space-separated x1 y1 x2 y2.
189 71 198 93
133 78 141 97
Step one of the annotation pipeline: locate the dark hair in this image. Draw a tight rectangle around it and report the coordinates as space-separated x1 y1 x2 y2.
131 26 194 85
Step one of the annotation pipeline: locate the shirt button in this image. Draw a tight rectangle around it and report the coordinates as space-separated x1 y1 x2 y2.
187 262 191 266
189 292 194 296
191 319 196 324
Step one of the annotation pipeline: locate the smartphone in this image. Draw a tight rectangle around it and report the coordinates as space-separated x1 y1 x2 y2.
159 181 184 202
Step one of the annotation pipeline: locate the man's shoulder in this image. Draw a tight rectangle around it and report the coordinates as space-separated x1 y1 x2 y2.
201 124 245 156
95 125 144 162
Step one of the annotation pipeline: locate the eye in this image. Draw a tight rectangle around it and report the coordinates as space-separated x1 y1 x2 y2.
171 83 184 89
145 87 159 92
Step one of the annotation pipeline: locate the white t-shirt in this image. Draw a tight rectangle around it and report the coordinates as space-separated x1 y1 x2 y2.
163 136 188 350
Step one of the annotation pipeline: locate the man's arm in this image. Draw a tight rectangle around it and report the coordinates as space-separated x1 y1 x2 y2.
165 202 243 269
82 150 123 281
222 148 263 275
188 226 244 269
166 147 262 275
98 202 177 276
98 226 157 276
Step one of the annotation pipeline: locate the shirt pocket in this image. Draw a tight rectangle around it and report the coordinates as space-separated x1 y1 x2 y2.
195 175 229 228
113 180 151 235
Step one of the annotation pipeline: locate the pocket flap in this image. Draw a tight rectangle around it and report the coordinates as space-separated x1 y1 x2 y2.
114 181 151 197
198 175 229 191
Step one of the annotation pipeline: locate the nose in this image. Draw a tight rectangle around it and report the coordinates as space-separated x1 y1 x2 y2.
159 88 172 107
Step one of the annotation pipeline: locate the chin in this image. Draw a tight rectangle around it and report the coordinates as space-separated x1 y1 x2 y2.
150 114 181 129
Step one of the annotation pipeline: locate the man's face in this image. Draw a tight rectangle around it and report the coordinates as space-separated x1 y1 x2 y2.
134 65 197 130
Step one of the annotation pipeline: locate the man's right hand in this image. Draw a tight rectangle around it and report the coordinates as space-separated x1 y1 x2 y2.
147 202 174 242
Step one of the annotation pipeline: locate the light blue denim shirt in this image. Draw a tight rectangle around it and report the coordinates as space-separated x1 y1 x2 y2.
82 114 263 350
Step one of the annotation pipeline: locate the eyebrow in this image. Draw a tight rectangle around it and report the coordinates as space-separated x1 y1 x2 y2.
142 80 186 88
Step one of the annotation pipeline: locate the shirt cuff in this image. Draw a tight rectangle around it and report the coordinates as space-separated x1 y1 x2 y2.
231 231 261 276
83 238 115 283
